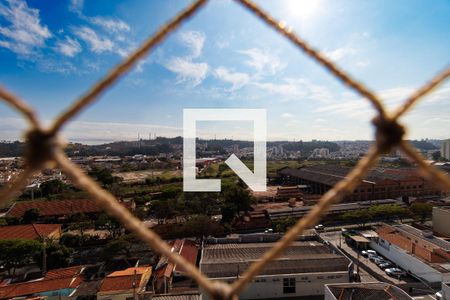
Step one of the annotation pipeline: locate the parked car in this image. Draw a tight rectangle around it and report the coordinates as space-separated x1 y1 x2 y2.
374 258 389 265
368 254 382 262
315 224 324 231
385 268 406 277
361 249 376 257
378 262 393 269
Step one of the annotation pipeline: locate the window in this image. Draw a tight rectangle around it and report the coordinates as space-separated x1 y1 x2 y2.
283 278 296 294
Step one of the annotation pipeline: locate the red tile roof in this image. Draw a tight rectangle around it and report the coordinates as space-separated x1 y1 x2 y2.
6 199 103 218
155 239 198 279
0 266 85 299
0 224 61 240
99 267 151 292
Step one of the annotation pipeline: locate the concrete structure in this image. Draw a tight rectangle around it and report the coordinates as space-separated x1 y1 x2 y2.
279 165 442 202
200 236 352 299
324 282 412 300
433 207 450 237
97 267 152 300
370 223 450 284
441 139 450 160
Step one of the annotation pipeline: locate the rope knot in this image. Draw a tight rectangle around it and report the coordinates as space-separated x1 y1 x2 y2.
210 281 236 300
25 129 61 169
372 116 405 154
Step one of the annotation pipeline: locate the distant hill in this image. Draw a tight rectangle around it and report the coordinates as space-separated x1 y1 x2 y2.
0 138 341 158
409 140 439 151
0 141 25 157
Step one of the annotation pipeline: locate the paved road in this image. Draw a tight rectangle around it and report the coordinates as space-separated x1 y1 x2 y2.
319 231 412 285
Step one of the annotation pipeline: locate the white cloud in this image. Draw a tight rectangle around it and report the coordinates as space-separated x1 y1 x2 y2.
213 67 249 91
56 36 81 57
179 30 205 58
0 0 51 56
165 57 208 87
74 26 113 53
253 78 333 102
90 16 130 33
239 48 285 75
162 30 208 86
323 46 357 61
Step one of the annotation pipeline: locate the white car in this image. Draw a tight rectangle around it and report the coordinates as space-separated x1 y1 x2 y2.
361 249 376 257
314 224 324 231
385 268 406 277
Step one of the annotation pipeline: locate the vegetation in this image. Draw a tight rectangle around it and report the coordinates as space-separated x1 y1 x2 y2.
0 239 43 276
34 242 73 271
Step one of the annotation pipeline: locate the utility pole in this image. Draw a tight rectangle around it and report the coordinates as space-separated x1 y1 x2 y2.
42 238 47 275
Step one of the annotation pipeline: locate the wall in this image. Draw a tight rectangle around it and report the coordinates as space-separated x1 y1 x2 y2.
370 238 443 283
433 207 450 237
202 271 349 300
97 291 134 300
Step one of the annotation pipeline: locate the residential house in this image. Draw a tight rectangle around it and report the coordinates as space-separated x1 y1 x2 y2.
97 267 152 300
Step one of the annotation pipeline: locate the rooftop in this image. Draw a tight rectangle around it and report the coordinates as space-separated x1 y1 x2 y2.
6 199 102 218
99 266 152 293
326 282 412 300
200 241 350 278
0 224 61 240
279 165 425 186
0 266 85 299
393 224 450 252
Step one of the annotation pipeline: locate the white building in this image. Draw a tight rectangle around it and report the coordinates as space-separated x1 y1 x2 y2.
433 207 450 237
441 139 450 160
200 237 351 300
370 224 450 285
311 148 330 158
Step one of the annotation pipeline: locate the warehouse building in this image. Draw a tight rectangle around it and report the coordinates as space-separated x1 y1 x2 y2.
200 236 352 299
278 165 442 202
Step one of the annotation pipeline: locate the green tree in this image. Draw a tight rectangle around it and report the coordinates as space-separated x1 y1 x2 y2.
149 200 173 223
220 185 254 223
68 213 92 243
35 242 73 271
40 179 66 197
22 208 40 224
271 216 297 232
0 239 43 276
95 213 123 238
89 167 115 186
184 215 224 239
410 202 433 222
431 151 441 161
102 237 131 259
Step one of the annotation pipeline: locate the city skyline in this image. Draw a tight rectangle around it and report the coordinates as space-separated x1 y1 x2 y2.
0 0 449 143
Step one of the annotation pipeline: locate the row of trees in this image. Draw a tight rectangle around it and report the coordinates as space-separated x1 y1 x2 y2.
149 182 253 225
340 203 433 225
0 239 72 276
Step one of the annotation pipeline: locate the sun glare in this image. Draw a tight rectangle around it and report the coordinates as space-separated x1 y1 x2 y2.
287 0 321 20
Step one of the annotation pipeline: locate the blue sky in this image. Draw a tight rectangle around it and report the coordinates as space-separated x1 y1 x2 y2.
0 0 449 143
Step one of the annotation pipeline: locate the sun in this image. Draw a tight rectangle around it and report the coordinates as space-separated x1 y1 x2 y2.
287 0 321 20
